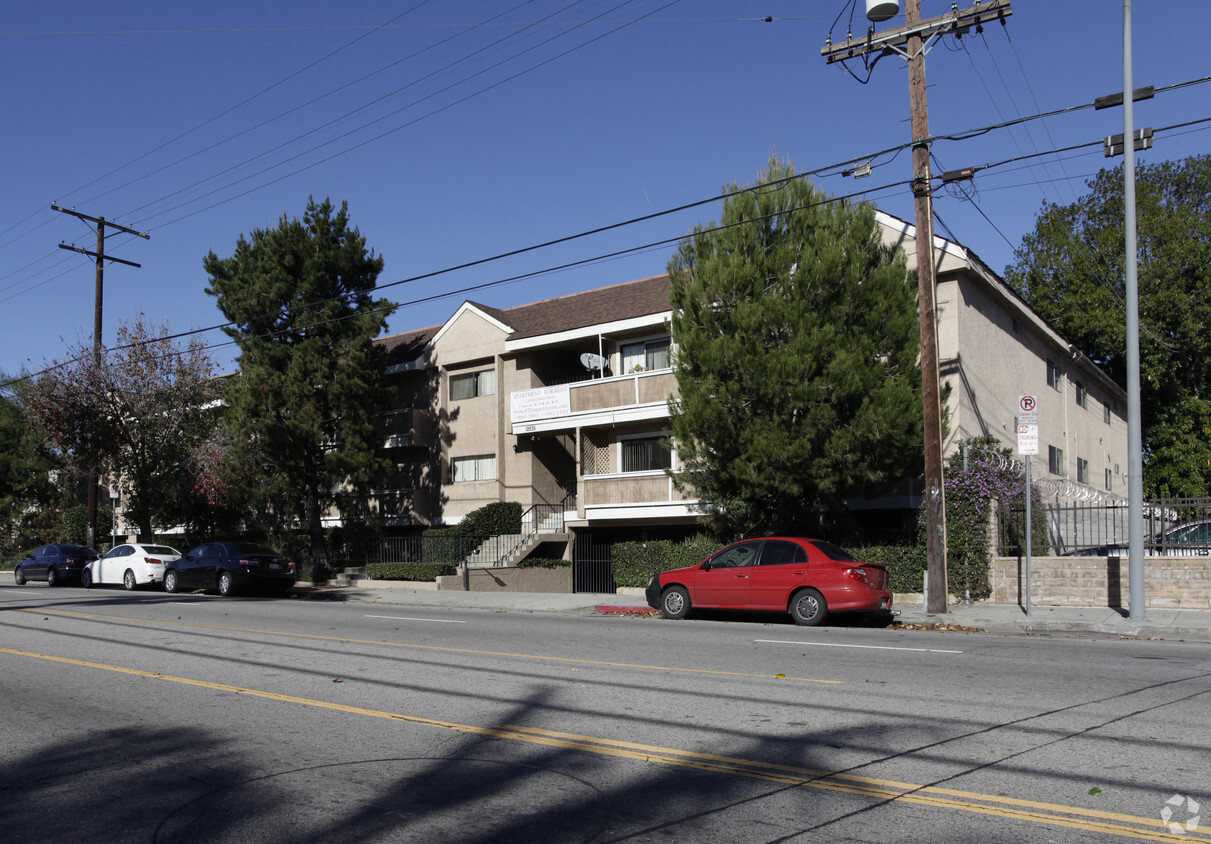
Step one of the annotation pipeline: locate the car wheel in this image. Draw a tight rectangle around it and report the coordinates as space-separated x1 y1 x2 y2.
82 569 94 589
789 588 828 626
14 565 27 586
123 569 137 591
46 567 59 588
164 570 179 594
659 585 691 620
217 571 234 597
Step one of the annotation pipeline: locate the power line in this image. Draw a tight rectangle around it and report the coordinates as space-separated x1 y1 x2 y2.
1 176 913 387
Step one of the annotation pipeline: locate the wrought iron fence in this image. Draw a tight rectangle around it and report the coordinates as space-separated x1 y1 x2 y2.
996 496 1211 556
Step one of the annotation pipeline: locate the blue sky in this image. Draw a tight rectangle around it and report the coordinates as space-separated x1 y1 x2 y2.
3 1 1207 376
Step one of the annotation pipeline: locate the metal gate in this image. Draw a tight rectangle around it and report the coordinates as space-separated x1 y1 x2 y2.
572 530 616 593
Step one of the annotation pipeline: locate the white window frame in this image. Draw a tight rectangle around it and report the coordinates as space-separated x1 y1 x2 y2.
618 432 673 473
1048 445 1065 476
450 369 496 401
1047 360 1062 392
620 337 672 373
451 454 497 483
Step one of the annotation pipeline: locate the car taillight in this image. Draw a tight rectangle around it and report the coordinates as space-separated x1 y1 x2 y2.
286 561 295 572
146 558 161 565
844 567 869 584
237 559 261 568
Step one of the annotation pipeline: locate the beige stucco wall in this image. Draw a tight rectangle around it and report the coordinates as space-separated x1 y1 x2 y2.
945 274 1128 494
436 565 572 593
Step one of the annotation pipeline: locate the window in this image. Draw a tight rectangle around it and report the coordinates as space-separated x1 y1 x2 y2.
760 540 808 566
1077 457 1089 484
621 436 672 472
708 541 761 569
1047 360 1062 392
1105 468 1113 490
449 369 495 400
621 338 671 372
1048 445 1064 476
451 454 496 482
1076 382 1087 408
1104 401 1112 425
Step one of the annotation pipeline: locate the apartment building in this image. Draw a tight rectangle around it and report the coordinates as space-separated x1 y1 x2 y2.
359 211 1129 586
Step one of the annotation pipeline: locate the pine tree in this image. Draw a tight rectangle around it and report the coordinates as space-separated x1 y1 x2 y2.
203 197 394 571
668 156 922 537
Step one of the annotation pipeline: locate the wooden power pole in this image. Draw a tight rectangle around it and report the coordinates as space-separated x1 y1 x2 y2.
51 204 150 548
822 0 1013 614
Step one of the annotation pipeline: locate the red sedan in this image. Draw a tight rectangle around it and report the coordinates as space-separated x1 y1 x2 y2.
644 537 892 626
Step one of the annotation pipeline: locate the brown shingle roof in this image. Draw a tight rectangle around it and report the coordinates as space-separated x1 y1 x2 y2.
477 274 672 341
374 274 673 361
376 325 438 366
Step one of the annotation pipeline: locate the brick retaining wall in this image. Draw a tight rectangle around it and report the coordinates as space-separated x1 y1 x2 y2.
992 556 1210 609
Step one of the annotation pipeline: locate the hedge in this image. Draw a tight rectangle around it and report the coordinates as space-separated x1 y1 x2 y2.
364 562 457 582
854 545 926 594
517 557 570 569
610 537 925 593
611 535 721 588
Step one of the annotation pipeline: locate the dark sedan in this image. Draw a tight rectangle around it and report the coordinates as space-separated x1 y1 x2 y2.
13 544 100 587
163 541 297 596
645 537 892 626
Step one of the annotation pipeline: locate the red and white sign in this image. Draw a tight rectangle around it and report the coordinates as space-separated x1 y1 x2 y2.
1018 394 1038 424
1017 424 1039 455
1017 395 1039 454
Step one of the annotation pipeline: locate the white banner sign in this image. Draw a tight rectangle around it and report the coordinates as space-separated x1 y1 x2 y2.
511 384 571 424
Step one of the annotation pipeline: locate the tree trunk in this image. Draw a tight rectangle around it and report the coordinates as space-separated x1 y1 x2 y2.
303 482 329 582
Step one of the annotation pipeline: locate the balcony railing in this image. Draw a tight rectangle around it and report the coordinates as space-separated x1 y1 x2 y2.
511 369 676 427
378 407 432 448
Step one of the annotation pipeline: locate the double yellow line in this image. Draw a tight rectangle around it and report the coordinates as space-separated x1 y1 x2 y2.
4 608 1206 841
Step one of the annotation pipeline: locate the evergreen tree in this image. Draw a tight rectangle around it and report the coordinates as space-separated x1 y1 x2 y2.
0 377 57 554
668 156 923 538
1005 156 1211 496
203 198 394 571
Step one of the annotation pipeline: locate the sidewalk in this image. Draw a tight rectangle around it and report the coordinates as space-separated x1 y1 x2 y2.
292 580 1211 643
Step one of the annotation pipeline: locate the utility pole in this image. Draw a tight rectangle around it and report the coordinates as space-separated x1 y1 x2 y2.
51 204 150 548
1119 0 1149 623
823 0 1013 614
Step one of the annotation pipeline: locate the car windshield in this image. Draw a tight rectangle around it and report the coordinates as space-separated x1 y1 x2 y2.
811 541 858 562
142 545 179 556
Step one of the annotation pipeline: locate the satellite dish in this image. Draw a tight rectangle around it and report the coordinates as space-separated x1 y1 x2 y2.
580 352 607 373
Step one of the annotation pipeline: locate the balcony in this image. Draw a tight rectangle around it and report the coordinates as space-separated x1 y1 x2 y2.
574 470 698 523
510 370 677 434
379 407 432 449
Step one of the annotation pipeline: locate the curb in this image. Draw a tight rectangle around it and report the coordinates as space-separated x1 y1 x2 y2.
595 604 659 616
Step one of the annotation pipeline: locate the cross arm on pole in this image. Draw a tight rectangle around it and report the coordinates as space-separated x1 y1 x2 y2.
821 0 1012 64
57 243 142 269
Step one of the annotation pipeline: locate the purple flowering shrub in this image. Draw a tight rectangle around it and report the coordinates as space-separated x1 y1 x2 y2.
923 437 1047 602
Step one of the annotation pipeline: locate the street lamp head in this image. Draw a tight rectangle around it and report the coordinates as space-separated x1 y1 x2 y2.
866 0 899 23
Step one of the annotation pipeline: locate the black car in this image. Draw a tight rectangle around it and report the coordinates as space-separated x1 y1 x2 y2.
13 544 100 587
164 541 297 596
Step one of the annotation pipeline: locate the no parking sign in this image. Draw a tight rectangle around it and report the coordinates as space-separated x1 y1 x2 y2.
1017 395 1038 455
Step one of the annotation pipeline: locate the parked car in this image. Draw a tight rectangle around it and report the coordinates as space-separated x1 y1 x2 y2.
1065 519 1211 557
164 541 297 596
12 544 100 587
645 537 892 626
83 543 182 590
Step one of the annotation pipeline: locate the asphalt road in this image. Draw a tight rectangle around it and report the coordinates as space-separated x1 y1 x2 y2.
2 582 1209 843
